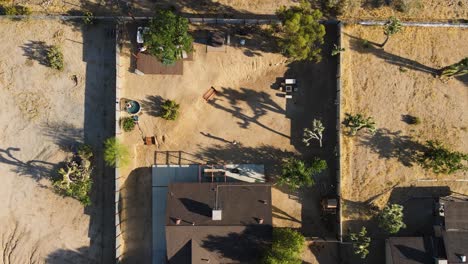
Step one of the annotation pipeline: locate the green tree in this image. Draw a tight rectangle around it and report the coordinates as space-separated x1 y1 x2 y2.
53 144 93 206
418 140 468 174
378 204 406 234
121 117 136 132
343 113 376 135
278 157 327 190
262 228 305 264
47 45 64 71
439 57 468 78
144 9 193 65
350 227 371 259
276 1 326 62
303 119 325 147
381 16 402 47
103 137 130 168
161 99 180 120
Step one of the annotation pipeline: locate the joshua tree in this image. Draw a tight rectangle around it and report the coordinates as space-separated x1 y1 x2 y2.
343 113 376 136
331 44 345 56
418 140 468 174
381 17 402 47
303 119 325 147
378 204 406 234
350 227 371 259
439 57 468 78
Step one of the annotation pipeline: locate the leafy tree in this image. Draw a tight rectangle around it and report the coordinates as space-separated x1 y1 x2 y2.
47 45 64 70
278 157 327 190
378 204 406 234
276 1 326 62
418 140 468 174
144 9 193 65
381 17 402 47
303 119 325 147
53 144 93 206
161 99 180 120
262 228 305 264
121 117 136 132
343 113 376 135
439 57 468 78
104 137 130 168
350 227 371 259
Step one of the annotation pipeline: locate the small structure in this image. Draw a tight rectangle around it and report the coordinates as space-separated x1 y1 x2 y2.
202 87 217 102
321 198 338 214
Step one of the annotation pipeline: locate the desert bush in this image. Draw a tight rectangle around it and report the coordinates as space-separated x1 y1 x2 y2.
278 157 327 190
0 4 31 15
261 228 305 264
47 45 64 70
407 115 420 125
276 1 326 62
350 227 371 259
121 117 136 132
53 144 93 206
144 9 193 65
161 99 180 120
391 0 423 13
103 137 130 168
83 11 95 25
343 113 376 135
331 44 345 56
378 203 406 234
418 140 468 174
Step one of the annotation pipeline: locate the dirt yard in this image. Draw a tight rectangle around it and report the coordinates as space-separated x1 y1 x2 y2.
117 22 339 263
340 24 468 262
0 19 115 263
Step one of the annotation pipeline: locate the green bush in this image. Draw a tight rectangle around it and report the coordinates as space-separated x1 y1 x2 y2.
0 4 32 15
161 99 180 120
103 137 130 168
47 45 64 70
53 144 93 206
121 117 136 132
262 228 305 264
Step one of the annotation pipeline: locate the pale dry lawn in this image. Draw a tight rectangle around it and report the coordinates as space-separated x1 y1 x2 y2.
340 24 468 225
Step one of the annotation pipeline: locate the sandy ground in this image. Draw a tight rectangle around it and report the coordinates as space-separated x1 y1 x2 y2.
117 23 339 263
0 19 115 263
340 24 468 262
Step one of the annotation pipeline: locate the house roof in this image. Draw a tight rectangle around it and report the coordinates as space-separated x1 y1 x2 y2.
443 200 468 231
442 231 468 263
136 52 183 75
386 237 434 264
165 183 272 263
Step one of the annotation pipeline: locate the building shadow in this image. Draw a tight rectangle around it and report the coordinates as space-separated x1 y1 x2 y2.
359 128 427 167
119 167 152 264
20 40 52 67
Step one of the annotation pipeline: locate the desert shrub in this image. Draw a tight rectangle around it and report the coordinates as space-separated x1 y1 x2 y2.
278 157 327 190
381 16 403 47
261 228 305 264
276 1 326 62
144 9 193 65
392 0 423 13
418 140 468 174
407 115 420 125
361 39 371 49
121 117 136 132
378 203 406 234
53 144 93 206
161 99 180 120
83 11 95 24
0 4 31 15
350 227 371 259
343 113 376 135
103 137 130 168
47 45 64 70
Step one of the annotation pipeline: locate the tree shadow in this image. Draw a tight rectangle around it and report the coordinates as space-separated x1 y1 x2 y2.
195 144 295 178
346 33 439 76
179 198 212 217
45 246 98 264
272 205 301 224
0 147 59 180
208 87 288 139
200 224 271 263
359 128 427 167
21 41 52 67
309 242 340 264
140 95 164 117
119 167 152 264
40 121 84 152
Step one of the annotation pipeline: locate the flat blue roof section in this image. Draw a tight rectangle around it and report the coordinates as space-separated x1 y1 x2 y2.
152 165 199 264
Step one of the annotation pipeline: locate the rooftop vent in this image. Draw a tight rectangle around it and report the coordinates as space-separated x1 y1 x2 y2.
212 210 222 221
257 218 264 224
461 255 466 263
435 259 448 264
175 218 181 225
